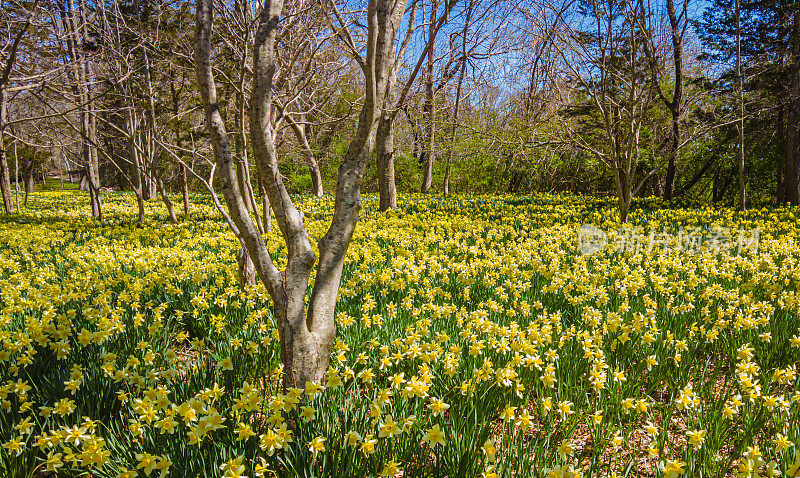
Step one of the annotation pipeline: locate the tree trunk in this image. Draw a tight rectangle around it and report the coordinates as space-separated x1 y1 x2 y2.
237 242 257 288
420 0 437 194
735 0 746 210
0 147 11 214
85 45 102 219
182 163 190 218
24 167 35 198
377 115 397 211
196 0 406 389
0 89 13 213
786 0 800 205
0 5 34 214
64 0 102 220
14 139 20 211
662 0 683 200
135 187 146 224
286 114 324 198
156 176 178 223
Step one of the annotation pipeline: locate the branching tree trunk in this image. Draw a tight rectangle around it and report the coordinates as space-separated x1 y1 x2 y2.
0 88 12 213
196 0 406 388
60 0 102 219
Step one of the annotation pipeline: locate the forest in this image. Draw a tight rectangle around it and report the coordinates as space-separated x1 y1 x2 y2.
2 0 799 219
3 0 800 477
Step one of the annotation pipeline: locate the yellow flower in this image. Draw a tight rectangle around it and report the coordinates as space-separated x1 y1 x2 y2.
661 459 686 478
686 429 706 449
136 453 157 476
428 398 450 416
378 415 402 438
774 433 794 452
308 436 326 456
482 440 497 462
361 434 378 455
346 431 362 446
2 436 24 456
300 406 316 423
499 404 516 421
220 456 246 478
423 424 446 448
557 439 575 461
381 461 401 477
234 423 256 441
219 357 234 371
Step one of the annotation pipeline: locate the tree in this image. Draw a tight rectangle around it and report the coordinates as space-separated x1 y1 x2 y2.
195 0 410 388
1 0 39 213
786 1 800 204
560 0 657 222
643 0 690 200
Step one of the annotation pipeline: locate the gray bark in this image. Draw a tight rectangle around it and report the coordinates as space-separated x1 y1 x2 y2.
420 0 437 194
0 89 11 213
377 115 397 210
195 0 405 389
286 114 324 197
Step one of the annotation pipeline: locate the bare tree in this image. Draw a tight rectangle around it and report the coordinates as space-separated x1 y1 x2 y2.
558 0 656 222
642 0 689 200
1 0 40 213
195 0 410 387
58 0 102 220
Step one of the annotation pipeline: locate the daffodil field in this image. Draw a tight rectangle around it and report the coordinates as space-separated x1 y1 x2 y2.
2 191 800 478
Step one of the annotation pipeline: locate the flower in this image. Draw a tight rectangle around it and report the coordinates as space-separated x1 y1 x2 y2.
220 456 246 478
361 434 378 455
428 398 450 416
557 439 575 461
661 459 686 478
381 461 401 477
219 357 234 371
686 429 706 449
308 436 326 456
423 425 446 448
499 404 516 421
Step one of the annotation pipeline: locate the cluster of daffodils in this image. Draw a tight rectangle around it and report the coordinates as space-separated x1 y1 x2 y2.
1 191 800 477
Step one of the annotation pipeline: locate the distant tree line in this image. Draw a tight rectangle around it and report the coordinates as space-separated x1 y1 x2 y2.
2 0 800 223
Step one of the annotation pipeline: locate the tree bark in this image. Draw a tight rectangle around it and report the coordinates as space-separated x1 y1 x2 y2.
196 0 405 389
182 163 190 217
286 114 324 197
786 0 800 205
13 140 19 211
0 5 34 214
237 242 257 288
62 0 102 219
662 0 683 200
735 0 746 210
377 115 397 210
0 90 13 213
420 0 438 194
